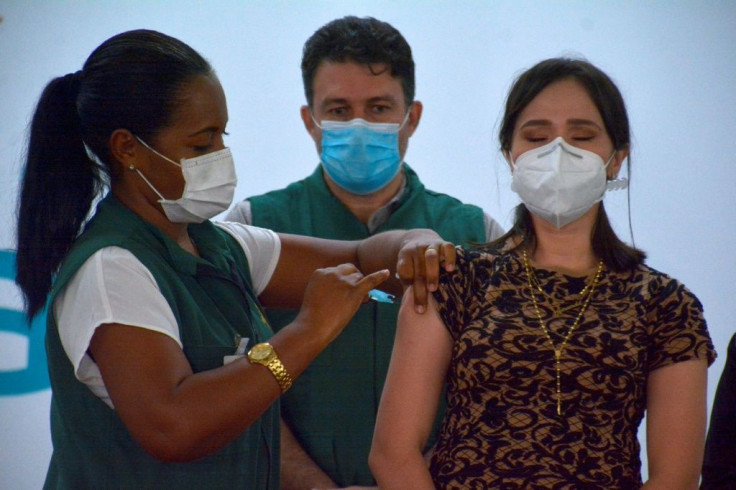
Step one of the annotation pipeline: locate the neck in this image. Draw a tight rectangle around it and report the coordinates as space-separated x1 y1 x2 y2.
323 168 405 224
112 186 199 256
528 205 599 275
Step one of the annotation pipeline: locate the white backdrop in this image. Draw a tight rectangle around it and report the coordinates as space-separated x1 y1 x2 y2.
1 1 734 487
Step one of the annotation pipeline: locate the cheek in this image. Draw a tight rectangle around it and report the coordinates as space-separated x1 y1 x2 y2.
312 130 323 152
509 135 536 162
398 128 411 157
505 154 514 172
508 145 529 164
153 165 185 197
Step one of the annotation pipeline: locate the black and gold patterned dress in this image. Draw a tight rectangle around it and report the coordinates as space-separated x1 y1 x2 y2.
430 245 715 489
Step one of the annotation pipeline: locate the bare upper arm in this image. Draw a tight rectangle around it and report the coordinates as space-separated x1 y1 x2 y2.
374 290 453 452
646 358 708 487
89 323 193 442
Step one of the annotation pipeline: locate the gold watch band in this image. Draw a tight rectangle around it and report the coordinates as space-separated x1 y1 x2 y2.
266 357 293 393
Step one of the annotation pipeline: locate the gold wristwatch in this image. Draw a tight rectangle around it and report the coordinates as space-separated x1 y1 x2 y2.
247 342 293 393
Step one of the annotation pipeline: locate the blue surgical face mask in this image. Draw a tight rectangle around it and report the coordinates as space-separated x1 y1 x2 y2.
314 110 410 195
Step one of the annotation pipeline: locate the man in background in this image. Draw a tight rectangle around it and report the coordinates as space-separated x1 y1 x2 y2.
226 16 503 488
701 333 736 488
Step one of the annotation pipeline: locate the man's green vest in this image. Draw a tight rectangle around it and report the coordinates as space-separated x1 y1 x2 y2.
249 165 485 485
44 195 279 489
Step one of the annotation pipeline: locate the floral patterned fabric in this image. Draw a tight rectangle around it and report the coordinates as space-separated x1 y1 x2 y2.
430 245 715 489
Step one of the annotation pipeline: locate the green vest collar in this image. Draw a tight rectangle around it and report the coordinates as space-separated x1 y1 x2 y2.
92 195 237 277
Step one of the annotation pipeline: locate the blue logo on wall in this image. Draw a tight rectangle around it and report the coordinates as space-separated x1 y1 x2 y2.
0 249 50 395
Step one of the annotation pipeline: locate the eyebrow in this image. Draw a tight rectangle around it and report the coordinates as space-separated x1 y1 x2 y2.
519 118 603 130
187 126 222 138
320 94 399 110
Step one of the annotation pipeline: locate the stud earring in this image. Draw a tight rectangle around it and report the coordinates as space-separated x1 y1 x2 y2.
129 164 136 170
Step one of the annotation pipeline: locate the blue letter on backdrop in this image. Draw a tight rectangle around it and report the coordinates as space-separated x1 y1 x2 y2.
0 249 49 395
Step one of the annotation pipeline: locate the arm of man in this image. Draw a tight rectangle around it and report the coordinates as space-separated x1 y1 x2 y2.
643 358 709 489
369 290 452 489
280 418 337 490
701 334 736 488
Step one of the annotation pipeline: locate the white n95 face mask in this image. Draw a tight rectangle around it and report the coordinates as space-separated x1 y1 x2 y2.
135 137 237 223
510 136 619 229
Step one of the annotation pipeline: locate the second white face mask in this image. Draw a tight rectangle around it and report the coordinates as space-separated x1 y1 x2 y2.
510 137 614 229
135 138 238 223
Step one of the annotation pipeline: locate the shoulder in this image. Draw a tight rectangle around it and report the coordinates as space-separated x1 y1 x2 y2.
629 264 716 367
246 169 320 205
439 246 504 294
214 221 280 256
405 164 482 210
54 246 163 326
633 264 703 307
420 187 482 211
81 246 152 278
224 199 252 224
240 171 323 228
214 222 281 294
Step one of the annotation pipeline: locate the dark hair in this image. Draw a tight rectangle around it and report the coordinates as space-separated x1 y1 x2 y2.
494 57 645 271
16 29 213 319
301 16 415 108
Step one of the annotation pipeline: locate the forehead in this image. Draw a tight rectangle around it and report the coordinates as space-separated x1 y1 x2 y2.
311 60 405 106
166 74 228 132
517 78 603 125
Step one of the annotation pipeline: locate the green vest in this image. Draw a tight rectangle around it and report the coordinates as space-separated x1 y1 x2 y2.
249 165 485 485
44 195 279 489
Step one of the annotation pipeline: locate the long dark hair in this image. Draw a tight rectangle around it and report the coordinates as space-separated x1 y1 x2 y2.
494 57 645 271
16 29 212 320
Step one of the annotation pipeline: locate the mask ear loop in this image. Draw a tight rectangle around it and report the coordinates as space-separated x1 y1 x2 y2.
131 165 167 202
398 103 413 130
135 136 181 167
604 150 629 191
132 136 178 202
606 178 628 191
310 111 323 130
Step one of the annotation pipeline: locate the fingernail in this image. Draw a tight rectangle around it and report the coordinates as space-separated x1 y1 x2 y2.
416 305 425 314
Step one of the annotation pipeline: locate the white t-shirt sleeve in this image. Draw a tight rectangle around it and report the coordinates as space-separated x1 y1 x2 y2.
484 212 506 242
53 225 280 408
214 221 281 295
54 246 181 408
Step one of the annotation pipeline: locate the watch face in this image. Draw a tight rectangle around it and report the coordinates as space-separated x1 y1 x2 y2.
250 343 273 361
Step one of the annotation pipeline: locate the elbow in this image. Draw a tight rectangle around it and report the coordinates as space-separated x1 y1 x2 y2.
368 447 387 483
138 431 203 463
130 418 216 463
368 443 408 486
645 469 702 490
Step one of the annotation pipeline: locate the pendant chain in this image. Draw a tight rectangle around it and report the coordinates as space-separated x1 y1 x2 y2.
522 250 603 416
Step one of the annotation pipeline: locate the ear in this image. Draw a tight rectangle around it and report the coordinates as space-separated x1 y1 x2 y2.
406 100 423 137
608 146 629 179
109 129 140 171
300 105 319 141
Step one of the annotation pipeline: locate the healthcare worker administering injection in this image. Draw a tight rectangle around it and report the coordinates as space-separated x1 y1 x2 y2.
15 28 455 489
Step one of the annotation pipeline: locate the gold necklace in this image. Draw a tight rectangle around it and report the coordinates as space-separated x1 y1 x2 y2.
522 250 603 416
527 268 593 316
